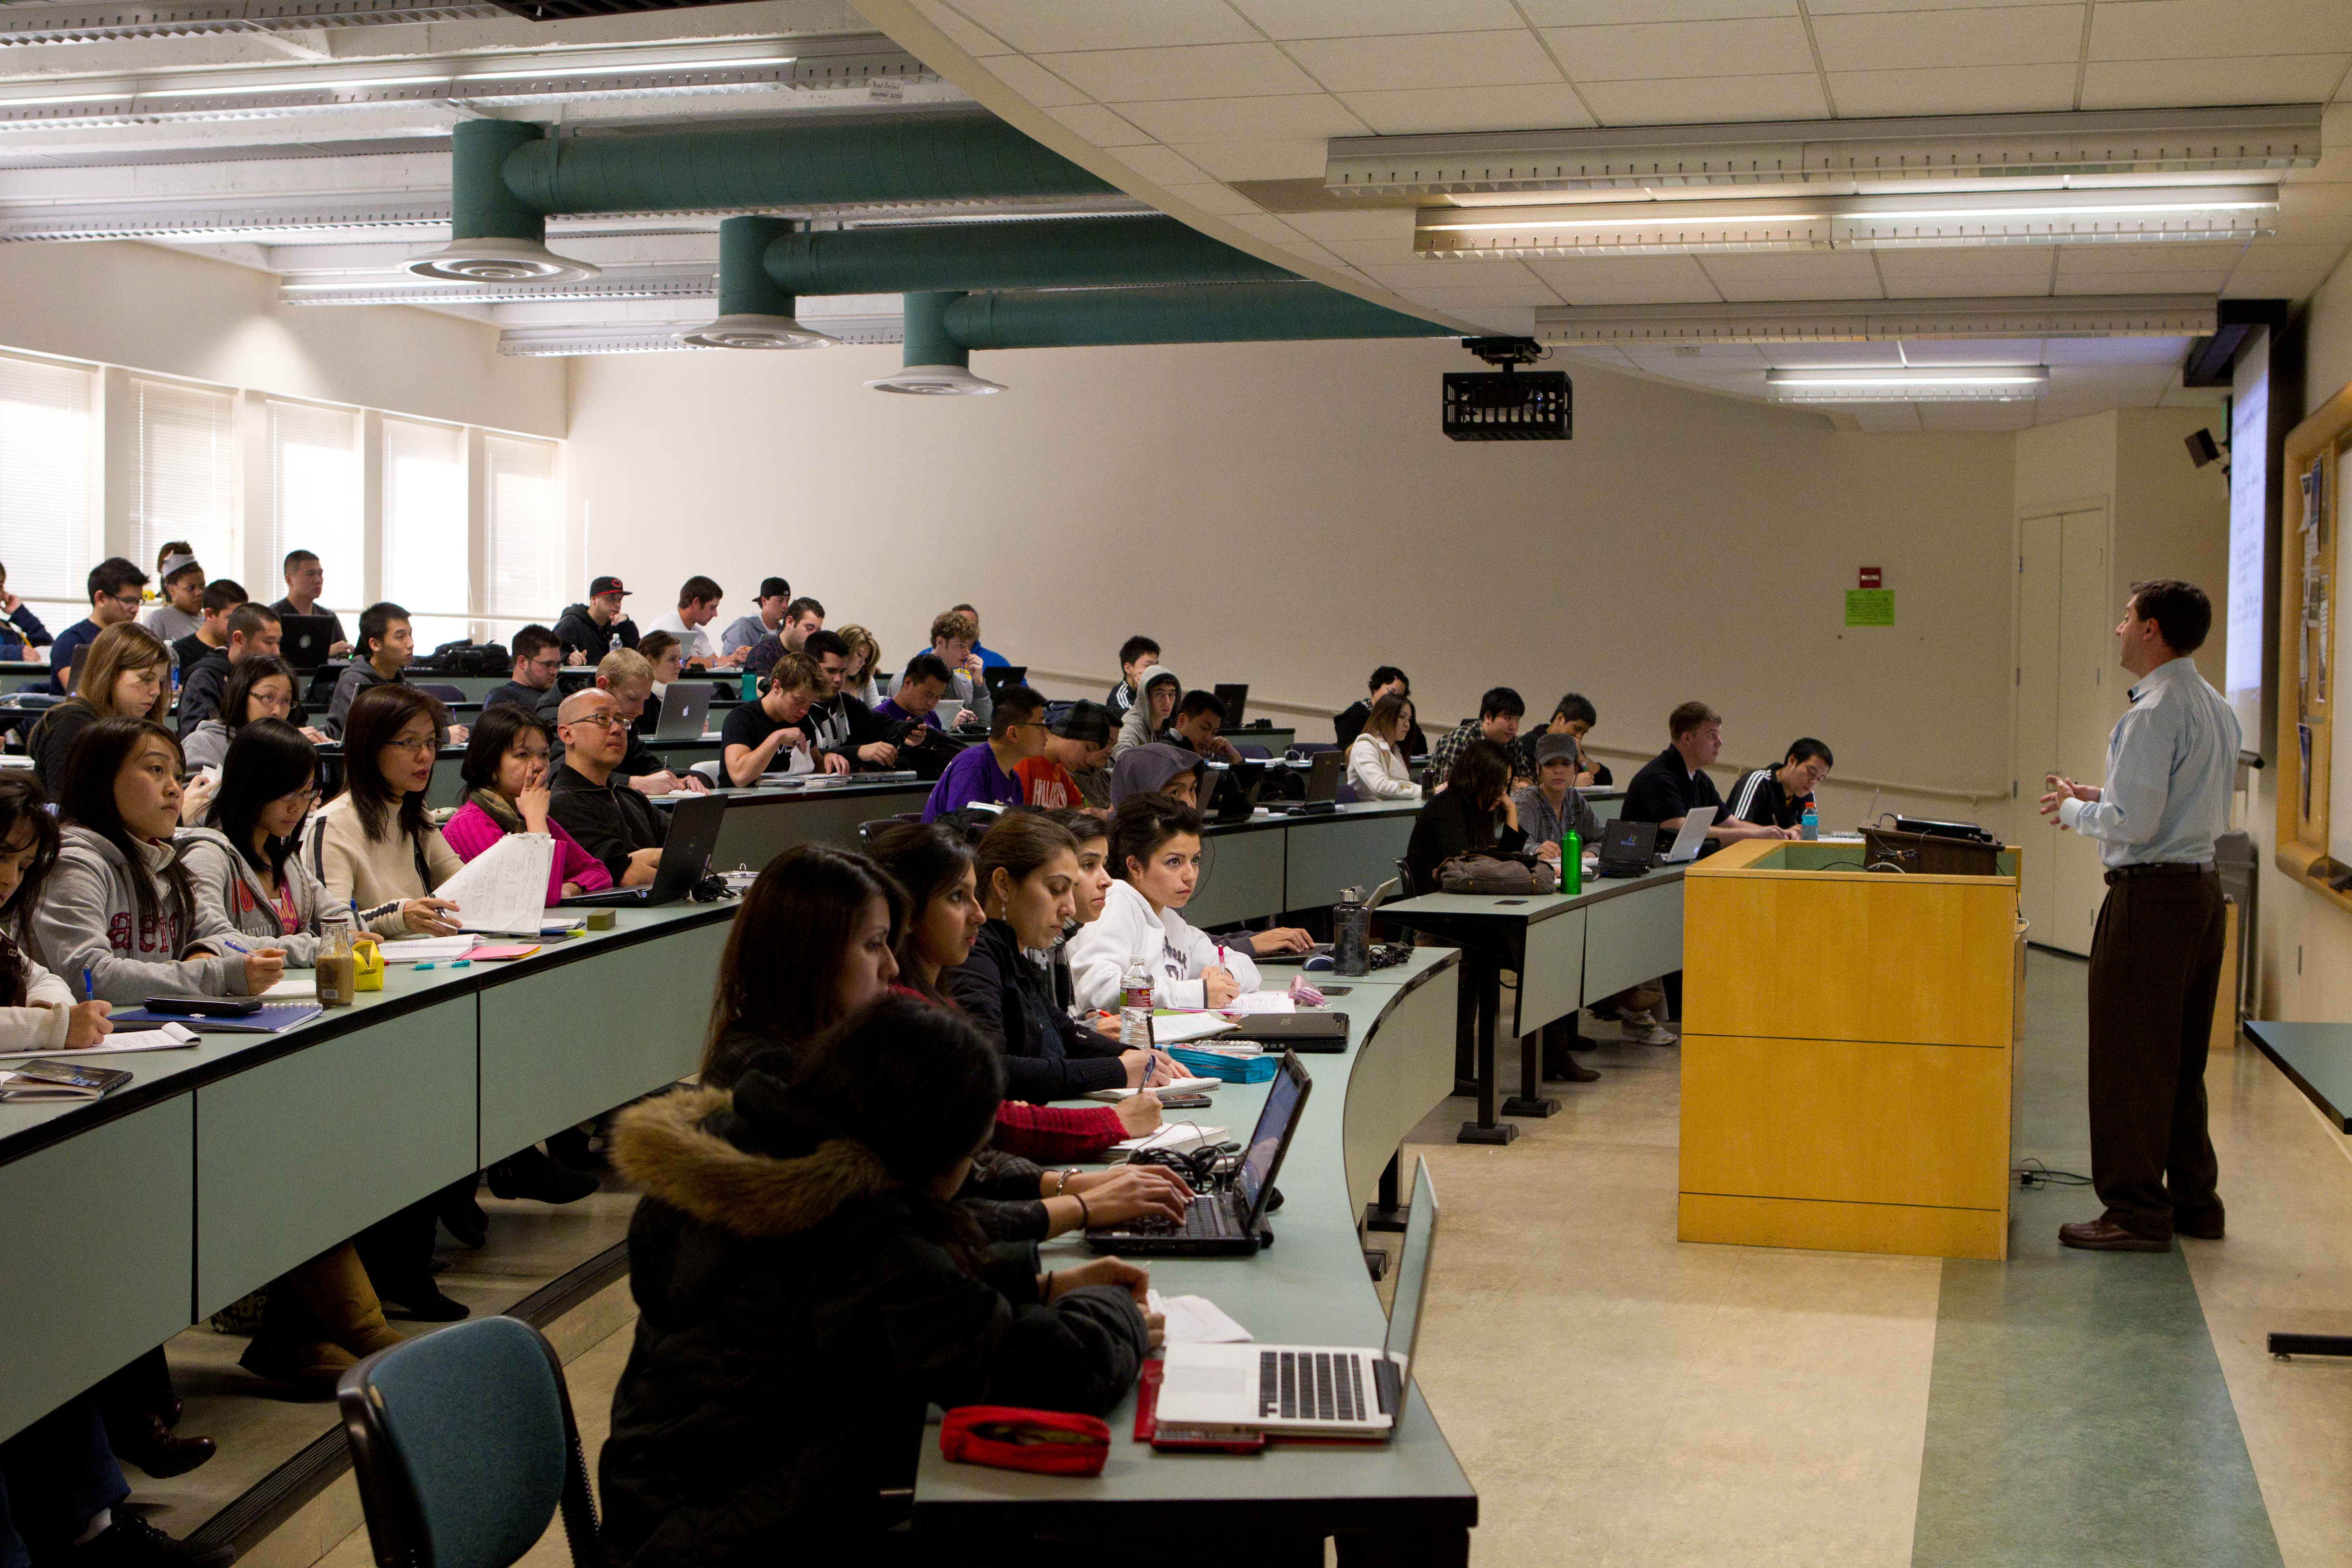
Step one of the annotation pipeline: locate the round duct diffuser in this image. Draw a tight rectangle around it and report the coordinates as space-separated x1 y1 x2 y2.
865 364 1006 396
405 239 601 284
676 314 836 350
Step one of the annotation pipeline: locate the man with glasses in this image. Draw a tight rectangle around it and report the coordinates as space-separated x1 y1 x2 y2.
1730 738 1834 831
177 602 295 736
921 684 1050 822
548 688 667 886
48 557 147 694
485 625 565 715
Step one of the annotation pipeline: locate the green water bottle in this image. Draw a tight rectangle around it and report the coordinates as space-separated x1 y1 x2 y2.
1562 828 1581 895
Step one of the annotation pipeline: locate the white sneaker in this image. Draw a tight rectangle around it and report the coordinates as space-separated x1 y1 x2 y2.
1620 1008 1677 1046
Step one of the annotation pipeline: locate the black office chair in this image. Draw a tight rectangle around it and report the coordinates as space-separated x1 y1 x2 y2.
1393 856 1415 899
337 1316 603 1568
857 814 921 850
413 682 467 705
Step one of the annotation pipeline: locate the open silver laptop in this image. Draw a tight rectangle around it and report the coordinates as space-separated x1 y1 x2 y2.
647 683 712 743
1154 1156 1437 1440
1658 804 1715 865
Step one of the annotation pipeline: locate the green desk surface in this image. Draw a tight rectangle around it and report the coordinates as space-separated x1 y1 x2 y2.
2242 1022 2352 1132
1380 862 1686 925
914 949 1477 1535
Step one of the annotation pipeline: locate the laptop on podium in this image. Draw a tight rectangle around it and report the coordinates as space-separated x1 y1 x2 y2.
1155 1155 1438 1440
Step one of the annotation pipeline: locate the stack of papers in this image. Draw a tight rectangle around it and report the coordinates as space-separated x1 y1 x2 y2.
377 937 478 964
1219 992 1296 1017
1112 1123 1227 1159
0 1022 200 1058
1089 1078 1219 1100
1150 1013 1240 1045
1147 1290 1251 1345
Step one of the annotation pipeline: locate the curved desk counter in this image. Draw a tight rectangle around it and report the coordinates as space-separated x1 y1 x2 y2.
915 946 1475 1558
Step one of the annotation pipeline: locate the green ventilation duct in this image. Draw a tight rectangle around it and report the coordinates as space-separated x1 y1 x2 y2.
764 215 1295 296
943 282 1450 349
868 292 1005 395
676 216 832 349
407 120 600 283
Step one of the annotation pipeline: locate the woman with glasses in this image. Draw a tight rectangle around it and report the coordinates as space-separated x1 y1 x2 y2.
181 654 306 772
176 717 411 1393
444 704 611 902
28 622 171 792
303 683 463 940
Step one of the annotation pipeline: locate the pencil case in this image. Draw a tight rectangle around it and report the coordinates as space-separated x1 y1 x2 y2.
1169 1047 1278 1083
938 1407 1110 1476
352 940 385 992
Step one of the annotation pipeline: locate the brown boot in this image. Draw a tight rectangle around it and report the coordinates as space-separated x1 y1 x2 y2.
287 1243 406 1359
239 1331 356 1397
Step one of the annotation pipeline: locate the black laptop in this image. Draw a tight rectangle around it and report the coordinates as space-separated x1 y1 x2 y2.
1595 819 1657 879
278 615 341 672
1266 750 1343 816
1221 1012 1348 1052
1200 759 1266 823
1213 682 1249 728
1086 1052 1309 1257
980 664 1028 696
557 793 727 907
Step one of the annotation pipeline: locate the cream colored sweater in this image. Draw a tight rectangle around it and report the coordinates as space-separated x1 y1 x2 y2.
304 792 463 937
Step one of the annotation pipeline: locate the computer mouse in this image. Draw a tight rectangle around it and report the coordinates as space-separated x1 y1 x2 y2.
1302 954 1335 971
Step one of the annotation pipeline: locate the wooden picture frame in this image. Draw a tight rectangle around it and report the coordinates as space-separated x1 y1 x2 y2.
2276 378 2352 905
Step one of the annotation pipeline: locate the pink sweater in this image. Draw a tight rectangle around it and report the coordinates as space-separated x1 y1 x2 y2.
442 801 614 900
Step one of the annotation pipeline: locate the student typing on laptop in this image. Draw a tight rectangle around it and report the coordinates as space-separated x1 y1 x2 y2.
719 651 826 786
1622 701 1798 848
270 549 350 657
802 629 903 772
547 688 667 886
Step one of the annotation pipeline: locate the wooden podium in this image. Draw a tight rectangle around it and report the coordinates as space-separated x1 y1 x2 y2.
1678 839 2025 1261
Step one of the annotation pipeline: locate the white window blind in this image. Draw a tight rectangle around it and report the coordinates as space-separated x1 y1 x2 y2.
134 378 236 581
484 435 554 622
381 418 469 653
267 400 362 617
0 355 96 603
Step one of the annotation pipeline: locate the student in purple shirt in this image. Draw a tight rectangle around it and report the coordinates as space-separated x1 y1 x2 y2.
921 684 1049 822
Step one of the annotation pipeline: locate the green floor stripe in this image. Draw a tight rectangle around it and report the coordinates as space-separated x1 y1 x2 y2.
1910 953 2282 1568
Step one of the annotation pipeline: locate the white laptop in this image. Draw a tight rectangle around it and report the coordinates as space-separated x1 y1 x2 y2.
647 683 713 743
1154 1156 1437 1440
1658 804 1716 865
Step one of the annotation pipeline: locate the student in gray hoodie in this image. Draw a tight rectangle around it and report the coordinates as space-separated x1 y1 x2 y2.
178 718 330 967
1112 666 1183 760
30 717 283 1005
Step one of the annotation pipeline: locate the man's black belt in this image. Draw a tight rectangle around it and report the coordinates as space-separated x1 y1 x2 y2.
2105 862 2217 884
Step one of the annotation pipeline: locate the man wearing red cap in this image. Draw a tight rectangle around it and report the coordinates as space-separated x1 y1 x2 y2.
556 575 640 666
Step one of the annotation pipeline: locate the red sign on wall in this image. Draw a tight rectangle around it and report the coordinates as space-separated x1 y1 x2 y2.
1858 566 1882 589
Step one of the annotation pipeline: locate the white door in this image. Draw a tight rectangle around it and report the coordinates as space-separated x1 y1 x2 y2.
2014 507 2114 956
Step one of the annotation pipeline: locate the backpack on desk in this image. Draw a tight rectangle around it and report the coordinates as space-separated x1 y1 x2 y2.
1435 854 1557 895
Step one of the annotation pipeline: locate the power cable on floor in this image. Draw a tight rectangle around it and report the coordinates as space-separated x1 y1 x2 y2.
2014 1157 2092 1189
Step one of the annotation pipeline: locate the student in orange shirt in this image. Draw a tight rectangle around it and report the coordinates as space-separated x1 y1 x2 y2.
1014 701 1114 811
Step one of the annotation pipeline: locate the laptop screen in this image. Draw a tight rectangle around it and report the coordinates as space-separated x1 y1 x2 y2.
1233 1052 1309 1220
1384 1157 1439 1371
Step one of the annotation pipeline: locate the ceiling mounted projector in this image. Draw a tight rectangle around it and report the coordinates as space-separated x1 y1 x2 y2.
866 364 1006 396
405 239 601 284
675 314 835 350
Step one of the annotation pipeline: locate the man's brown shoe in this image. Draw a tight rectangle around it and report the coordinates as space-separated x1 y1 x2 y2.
2058 1218 2170 1252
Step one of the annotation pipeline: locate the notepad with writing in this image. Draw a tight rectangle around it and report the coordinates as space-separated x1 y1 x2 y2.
0 1023 200 1058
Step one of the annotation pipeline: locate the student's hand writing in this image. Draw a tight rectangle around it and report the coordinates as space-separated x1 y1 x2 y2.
1535 839 1562 862
1120 1048 1155 1088
1113 1091 1162 1137
627 770 678 796
1069 1165 1193 1226
1200 965 1240 1008
516 783 551 834
401 897 463 935
62 999 112 1047
622 846 663 887
446 724 470 745
1091 1011 1122 1038
856 741 897 767
677 770 710 792
299 726 330 744
821 752 852 776
241 948 286 993
566 649 585 666
1047 1255 1152 1309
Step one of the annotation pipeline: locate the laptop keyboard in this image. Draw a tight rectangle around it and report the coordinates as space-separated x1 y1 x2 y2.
1260 1349 1367 1423
1117 1195 1239 1238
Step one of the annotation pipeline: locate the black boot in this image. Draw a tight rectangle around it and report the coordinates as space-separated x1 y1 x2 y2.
487 1145 600 1204
356 1197 469 1322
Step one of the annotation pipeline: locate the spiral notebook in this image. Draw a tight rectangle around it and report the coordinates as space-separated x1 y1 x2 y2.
98 1003 323 1034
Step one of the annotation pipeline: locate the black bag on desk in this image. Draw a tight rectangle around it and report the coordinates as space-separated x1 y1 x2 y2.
1434 854 1557 894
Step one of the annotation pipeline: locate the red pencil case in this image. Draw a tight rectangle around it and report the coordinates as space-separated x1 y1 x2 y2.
938 1407 1111 1476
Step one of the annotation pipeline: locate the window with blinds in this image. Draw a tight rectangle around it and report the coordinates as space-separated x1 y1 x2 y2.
381 418 469 653
0 355 96 603
134 378 237 582
267 400 362 616
484 435 554 623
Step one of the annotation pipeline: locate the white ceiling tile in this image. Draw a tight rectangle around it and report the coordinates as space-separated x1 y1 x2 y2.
916 1 1016 56
2041 336 2192 363
1899 338 2050 363
1757 341 1906 366
1390 281 1570 306
1578 73 1831 122
981 54 1092 107
1521 0 1794 20
1879 273 2058 297
1335 82 1599 134
1320 236 1416 265
1109 144 1212 185
1623 343 1770 365
1357 257 1545 286
1279 31 1565 92
2089 0 2352 59
2080 55 2350 108
1543 18 1820 79
1040 101 1151 143
2051 243 2243 274
1846 403 1927 432
1918 401 2040 430
1813 6 2083 71
2228 241 2352 274
2269 185 2352 244
2053 270 2234 293
948 0 1261 53
1808 0 2077 9
1827 63 2079 116
1227 0 1527 38
1694 250 1884 283
1222 211 1311 245
1873 247 2058 279
1155 180 1269 215
1523 253 1725 302
1162 136 1336 179
1283 239 1346 266
1113 93 1368 141
2224 269 2338 298
1039 43 1324 101
1279 208 1420 243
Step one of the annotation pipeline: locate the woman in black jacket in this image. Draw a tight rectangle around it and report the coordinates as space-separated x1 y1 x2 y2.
944 813 1177 1098
602 997 1156 1568
1404 737 1529 893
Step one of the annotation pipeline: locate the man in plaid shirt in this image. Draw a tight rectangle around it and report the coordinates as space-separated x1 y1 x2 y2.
1422 686 1527 797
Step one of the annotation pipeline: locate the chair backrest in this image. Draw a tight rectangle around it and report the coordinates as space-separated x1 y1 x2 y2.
413 683 467 703
857 813 921 850
1234 743 1271 760
689 760 724 786
337 1316 603 1568
1394 856 1415 899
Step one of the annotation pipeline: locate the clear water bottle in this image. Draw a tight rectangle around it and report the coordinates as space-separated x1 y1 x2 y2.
1119 960 1153 1048
1800 802 1819 841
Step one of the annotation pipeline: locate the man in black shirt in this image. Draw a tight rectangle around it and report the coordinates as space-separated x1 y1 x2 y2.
549 688 667 884
1517 692 1612 788
1730 738 1834 830
553 576 638 665
720 651 827 786
1623 701 1796 847
172 579 246 674
803 629 903 772
483 625 563 714
1334 665 1430 755
177 602 282 736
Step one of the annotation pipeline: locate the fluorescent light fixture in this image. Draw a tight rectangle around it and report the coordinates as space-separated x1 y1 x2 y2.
1416 186 2276 257
453 55 796 79
1331 106 2322 196
1765 366 2049 403
1533 295 2216 344
22 52 801 107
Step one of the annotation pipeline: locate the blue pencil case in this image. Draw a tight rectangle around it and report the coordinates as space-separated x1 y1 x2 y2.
1169 1046 1278 1083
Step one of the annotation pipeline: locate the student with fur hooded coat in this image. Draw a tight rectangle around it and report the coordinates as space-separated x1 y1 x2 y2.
600 995 1155 1568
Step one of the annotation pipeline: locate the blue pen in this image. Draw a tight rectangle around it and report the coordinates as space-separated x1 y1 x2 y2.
81 964 93 1000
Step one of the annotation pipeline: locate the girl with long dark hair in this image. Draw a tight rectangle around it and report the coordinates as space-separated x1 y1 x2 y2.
1065 795 1262 1013
0 775 109 1050
1404 736 1527 893
443 704 612 902
302 682 463 938
181 653 303 772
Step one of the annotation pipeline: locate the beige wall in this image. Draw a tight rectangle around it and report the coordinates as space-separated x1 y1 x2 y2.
566 335 2018 832
0 240 563 437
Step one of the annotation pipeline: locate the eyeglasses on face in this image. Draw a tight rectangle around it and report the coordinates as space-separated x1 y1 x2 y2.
565 712 625 732
384 734 440 755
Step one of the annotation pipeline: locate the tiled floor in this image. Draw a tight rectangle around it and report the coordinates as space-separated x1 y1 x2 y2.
277 953 2352 1568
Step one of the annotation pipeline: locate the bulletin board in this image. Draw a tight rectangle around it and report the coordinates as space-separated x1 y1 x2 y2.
2277 378 2352 905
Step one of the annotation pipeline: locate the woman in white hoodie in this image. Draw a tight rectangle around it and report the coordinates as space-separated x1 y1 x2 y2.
0 775 111 1053
1346 690 1421 802
1065 794 1261 1012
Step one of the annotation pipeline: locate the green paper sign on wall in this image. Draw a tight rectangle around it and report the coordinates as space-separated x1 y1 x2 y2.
1845 589 1894 627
